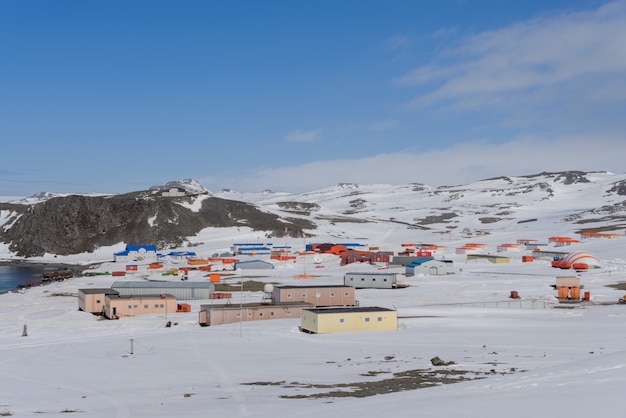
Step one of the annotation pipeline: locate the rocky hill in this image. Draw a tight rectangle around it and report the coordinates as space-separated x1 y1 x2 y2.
1 171 625 258
0 188 311 257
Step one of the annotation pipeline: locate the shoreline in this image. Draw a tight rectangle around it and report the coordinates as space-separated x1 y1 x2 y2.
0 258 92 271
0 260 89 295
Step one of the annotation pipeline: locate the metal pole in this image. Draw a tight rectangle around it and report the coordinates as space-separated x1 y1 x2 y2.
130 295 134 355
240 280 243 337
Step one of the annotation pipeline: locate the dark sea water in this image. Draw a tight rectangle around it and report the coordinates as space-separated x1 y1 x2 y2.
0 265 50 292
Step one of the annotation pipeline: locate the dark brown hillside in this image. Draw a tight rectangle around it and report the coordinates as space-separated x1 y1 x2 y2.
0 193 306 257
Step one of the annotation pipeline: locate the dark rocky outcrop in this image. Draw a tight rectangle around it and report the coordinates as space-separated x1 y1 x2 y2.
0 192 306 257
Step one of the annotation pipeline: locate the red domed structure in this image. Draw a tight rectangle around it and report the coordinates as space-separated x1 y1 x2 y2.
562 251 600 269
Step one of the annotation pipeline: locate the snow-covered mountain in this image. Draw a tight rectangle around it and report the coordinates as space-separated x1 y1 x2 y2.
220 170 626 242
1 170 625 258
149 178 210 195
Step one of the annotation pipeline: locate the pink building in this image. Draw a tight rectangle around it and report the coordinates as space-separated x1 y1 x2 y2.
104 294 177 320
78 288 120 315
272 285 356 307
199 302 313 326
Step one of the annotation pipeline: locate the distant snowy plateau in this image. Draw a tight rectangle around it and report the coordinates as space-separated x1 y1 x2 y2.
2 171 626 259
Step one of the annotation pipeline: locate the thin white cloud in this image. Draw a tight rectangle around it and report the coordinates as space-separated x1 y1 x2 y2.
222 133 626 192
366 119 396 132
397 1 626 111
284 129 321 143
385 35 411 51
431 26 458 40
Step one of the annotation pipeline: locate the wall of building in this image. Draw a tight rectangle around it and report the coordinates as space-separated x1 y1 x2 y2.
79 292 105 313
406 260 453 276
105 295 177 319
78 289 119 314
301 308 397 334
344 273 397 289
111 282 214 300
273 286 356 307
199 303 312 326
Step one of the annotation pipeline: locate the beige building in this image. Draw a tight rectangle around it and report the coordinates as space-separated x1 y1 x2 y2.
300 306 397 334
78 288 120 314
556 276 580 289
272 285 356 307
104 294 177 320
467 254 510 264
199 302 313 326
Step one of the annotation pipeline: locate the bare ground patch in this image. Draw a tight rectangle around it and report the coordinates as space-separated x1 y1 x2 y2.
242 363 520 399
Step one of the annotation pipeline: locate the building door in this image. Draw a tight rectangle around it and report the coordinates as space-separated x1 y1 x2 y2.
112 307 117 317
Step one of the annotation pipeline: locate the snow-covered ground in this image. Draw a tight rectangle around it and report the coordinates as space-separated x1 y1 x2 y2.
2 228 626 417
2 176 626 417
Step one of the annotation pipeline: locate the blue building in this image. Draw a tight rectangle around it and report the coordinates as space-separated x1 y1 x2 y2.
114 245 158 262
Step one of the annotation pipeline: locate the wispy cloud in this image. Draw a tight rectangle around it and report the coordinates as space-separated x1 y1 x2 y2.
284 129 321 143
224 133 626 192
366 119 396 132
385 35 411 51
431 26 457 40
396 1 626 113
0 169 21 176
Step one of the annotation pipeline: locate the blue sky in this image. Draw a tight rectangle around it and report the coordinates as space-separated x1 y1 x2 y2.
1 0 625 196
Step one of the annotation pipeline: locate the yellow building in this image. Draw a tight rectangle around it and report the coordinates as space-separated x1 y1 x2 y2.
467 254 510 264
300 307 397 334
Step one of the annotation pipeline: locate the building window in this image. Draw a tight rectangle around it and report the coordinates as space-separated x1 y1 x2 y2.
96 299 101 304
287 293 292 299
330 292 335 297
144 304 148 309
235 313 241 318
259 312 264 317
133 304 138 309
365 317 370 322
302 293 307 298
383 278 387 282
339 318 345 323
377 316 383 322
128 305 132 309
247 312 252 317
344 292 349 296
154 304 159 308
270 311 275 316
159 304 164 308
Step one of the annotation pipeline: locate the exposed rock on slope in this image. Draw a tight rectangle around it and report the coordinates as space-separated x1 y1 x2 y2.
0 192 306 257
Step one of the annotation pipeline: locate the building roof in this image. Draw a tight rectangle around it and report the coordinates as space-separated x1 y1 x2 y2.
406 257 434 265
201 302 314 311
344 271 398 276
467 254 510 260
233 260 275 268
166 251 197 257
276 284 353 289
108 294 174 300
78 288 120 295
111 281 214 289
126 245 157 251
304 306 395 314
